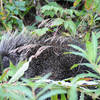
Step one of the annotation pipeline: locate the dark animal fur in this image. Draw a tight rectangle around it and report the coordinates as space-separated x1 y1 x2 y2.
23 36 87 80
0 33 96 80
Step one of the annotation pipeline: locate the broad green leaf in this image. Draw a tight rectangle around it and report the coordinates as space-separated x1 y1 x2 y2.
33 28 49 36
96 32 100 39
67 20 77 37
67 51 87 59
94 2 100 14
7 62 17 77
6 5 16 11
51 18 64 27
41 2 63 17
86 41 94 63
38 89 66 100
69 44 87 55
8 60 30 83
7 61 26 77
43 10 55 17
14 10 19 15
69 44 85 53
64 20 77 37
19 7 26 11
61 94 66 100
80 92 84 100
69 84 77 100
84 32 90 42
15 1 25 7
7 85 33 99
16 19 24 29
35 16 43 22
51 95 58 100
92 32 98 61
86 33 97 63
70 64 79 70
64 21 69 29
95 16 100 21
64 9 74 17
95 88 100 97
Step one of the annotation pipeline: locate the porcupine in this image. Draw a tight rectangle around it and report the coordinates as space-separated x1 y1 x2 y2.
0 32 96 80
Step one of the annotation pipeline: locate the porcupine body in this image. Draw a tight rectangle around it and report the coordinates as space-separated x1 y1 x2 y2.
24 34 90 80
0 32 96 80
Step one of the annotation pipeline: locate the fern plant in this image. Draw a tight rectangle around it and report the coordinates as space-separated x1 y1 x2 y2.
40 2 83 37
68 32 100 73
0 0 35 31
64 32 100 100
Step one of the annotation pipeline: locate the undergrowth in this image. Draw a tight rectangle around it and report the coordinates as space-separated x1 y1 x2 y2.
0 0 100 100
0 32 100 100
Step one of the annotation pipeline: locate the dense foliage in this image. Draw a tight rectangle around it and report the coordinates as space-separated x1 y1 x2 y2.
0 0 100 100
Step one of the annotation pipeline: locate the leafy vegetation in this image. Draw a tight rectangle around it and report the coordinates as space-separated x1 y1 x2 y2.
0 0 100 100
